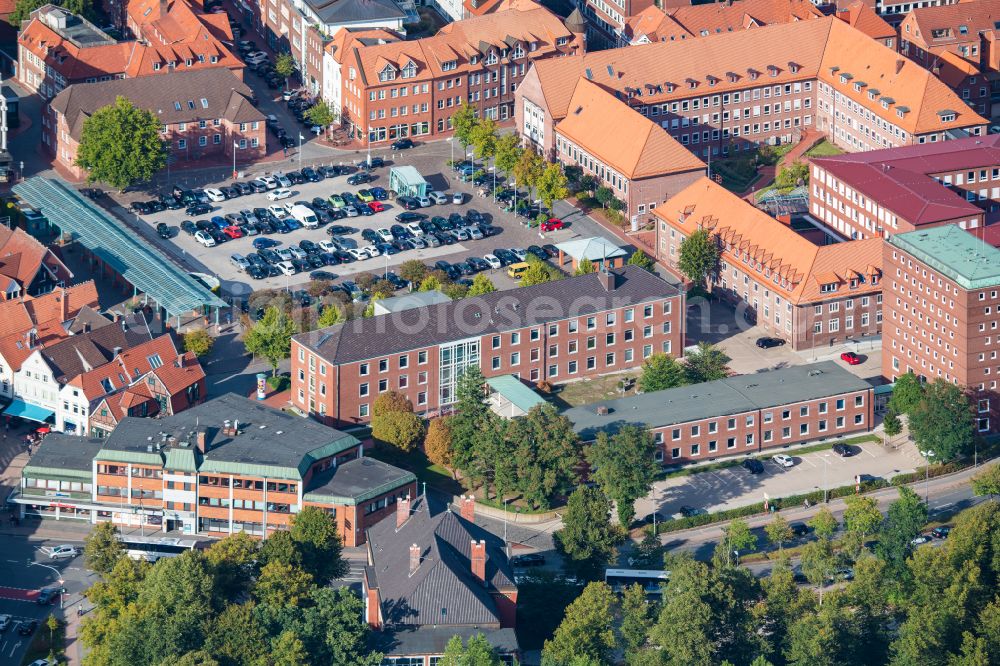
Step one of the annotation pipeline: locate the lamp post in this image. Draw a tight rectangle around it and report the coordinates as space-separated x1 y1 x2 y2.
298 133 304 167
367 125 373 167
920 450 935 506
822 454 830 503
232 140 239 178
28 561 65 608
503 498 510 557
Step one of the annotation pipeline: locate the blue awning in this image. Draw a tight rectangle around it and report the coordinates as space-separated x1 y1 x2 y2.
4 399 55 423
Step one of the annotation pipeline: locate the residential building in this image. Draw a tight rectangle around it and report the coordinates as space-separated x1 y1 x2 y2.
321 27 399 120
566 361 875 464
622 0 825 48
864 0 959 26
809 134 1000 240
365 495 519 663
516 17 986 164
17 4 243 100
0 225 73 299
834 0 897 49
884 224 1000 433
655 177 884 350
553 78 705 225
13 393 417 543
899 0 999 118
44 68 265 179
553 235 629 272
292 266 684 426
329 1 584 145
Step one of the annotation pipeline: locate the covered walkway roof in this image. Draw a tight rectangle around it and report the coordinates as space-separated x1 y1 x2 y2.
12 177 226 317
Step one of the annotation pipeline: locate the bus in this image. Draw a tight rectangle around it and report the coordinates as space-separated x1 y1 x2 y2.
118 535 200 562
605 568 670 596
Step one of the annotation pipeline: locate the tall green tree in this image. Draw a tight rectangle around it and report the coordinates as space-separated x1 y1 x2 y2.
76 96 167 191
493 133 522 175
677 228 721 289
765 514 794 553
716 518 757 567
467 273 496 296
574 258 596 275
585 425 659 527
305 101 337 136
876 485 927 583
908 379 974 462
290 505 348 583
513 148 545 198
555 486 619 579
542 582 617 666
452 102 479 149
243 306 296 376
84 521 125 575
469 117 499 160
274 53 296 90
505 404 581 509
371 391 424 452
883 408 903 439
889 371 925 415
519 255 557 287
440 633 502 666
639 353 688 393
271 631 309 666
449 366 493 489
971 464 1000 497
536 163 569 211
627 250 655 272
205 532 260 600
683 342 731 383
619 583 653 658
317 304 346 327
842 495 883 559
206 601 269 666
808 506 839 541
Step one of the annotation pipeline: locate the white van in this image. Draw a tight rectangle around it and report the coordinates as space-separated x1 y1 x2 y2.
290 204 319 229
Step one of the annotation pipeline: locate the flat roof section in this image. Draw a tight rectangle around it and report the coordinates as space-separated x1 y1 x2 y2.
486 374 546 414
304 457 415 504
889 224 1000 290
11 177 227 318
25 433 104 476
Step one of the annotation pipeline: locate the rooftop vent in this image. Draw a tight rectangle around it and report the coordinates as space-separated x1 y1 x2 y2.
596 405 610 415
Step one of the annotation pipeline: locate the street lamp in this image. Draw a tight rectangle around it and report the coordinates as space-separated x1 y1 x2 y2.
367 125 373 167
503 498 510 558
822 454 831 503
298 133 305 167
920 450 935 506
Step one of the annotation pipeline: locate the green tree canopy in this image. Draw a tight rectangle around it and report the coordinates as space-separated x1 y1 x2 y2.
520 255 557 287
537 163 569 211
908 379 974 461
555 486 620 579
493 133 522 175
513 147 545 195
574 258 596 275
243 306 296 376
440 633 503 666
542 582 617 666
452 103 478 149
469 118 499 160
290 505 348 583
883 408 903 439
304 100 336 128
677 228 721 289
889 371 924 414
585 425 659 527
504 404 580 509
399 259 429 285
274 53 296 84
183 329 214 358
808 506 839 541
317 304 346 327
467 273 496 296
765 514 794 552
876 485 927 580
639 353 688 393
683 342 731 383
971 464 1000 497
627 250 655 272
84 521 125 575
75 96 167 191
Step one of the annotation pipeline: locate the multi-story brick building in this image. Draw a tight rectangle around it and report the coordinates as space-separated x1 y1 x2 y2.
899 0 1000 118
566 361 874 464
809 134 1000 241
516 17 986 164
553 78 705 226
326 1 584 145
292 266 684 426
884 224 1000 434
13 394 417 544
44 69 265 178
655 177 884 350
18 4 243 100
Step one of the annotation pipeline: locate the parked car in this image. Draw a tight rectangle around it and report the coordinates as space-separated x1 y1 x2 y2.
195 230 216 247
395 212 426 223
931 526 952 539
155 222 172 239
267 187 292 201
840 351 862 365
428 190 448 204
511 553 545 567
368 201 386 213
452 192 464 205
49 544 80 559
743 458 764 474
483 254 502 270
911 534 932 546
18 619 38 635
391 137 414 150
0 614 10 632
772 454 795 468
540 218 564 232
180 220 198 236
832 443 857 457
755 336 785 349
204 187 226 202
347 172 373 186
185 203 212 216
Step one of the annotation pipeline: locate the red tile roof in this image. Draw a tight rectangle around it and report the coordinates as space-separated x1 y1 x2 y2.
0 226 72 293
835 0 895 41
0 282 101 372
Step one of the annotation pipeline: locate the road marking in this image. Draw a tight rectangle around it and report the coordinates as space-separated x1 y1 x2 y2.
5 560 17 563
801 457 817 468
863 448 878 459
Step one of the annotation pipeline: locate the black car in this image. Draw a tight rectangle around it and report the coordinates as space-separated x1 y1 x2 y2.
319 165 341 178
931 526 952 539
130 201 151 215
145 200 166 213
358 156 385 169
511 553 545 567
466 209 485 224
158 193 182 210
542 244 559 258
391 138 414 150
526 245 547 261
395 212 426 223
247 264 268 280
743 459 765 474
361 229 380 244
455 261 476 276
832 443 857 457
280 136 295 149
466 256 489 272
301 167 322 182
434 231 455 246
327 225 356 235
311 197 332 212
155 222 172 239
384 272 408 290
397 196 420 210
390 224 409 240
299 239 319 253
347 172 373 186
286 170 305 185
357 204 374 217
185 203 212 216
756 337 785 349
790 522 810 537
494 249 517 265
479 225 502 237
17 620 37 636
310 270 337 281
180 220 198 236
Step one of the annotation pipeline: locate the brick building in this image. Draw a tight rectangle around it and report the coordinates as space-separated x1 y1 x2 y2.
292 266 684 426
899 0 1000 118
0 225 74 300
44 68 265 178
325 0 584 145
809 134 1000 240
13 394 417 544
655 177 884 350
516 17 986 164
884 224 1000 434
18 4 243 100
553 78 705 226
567 361 874 464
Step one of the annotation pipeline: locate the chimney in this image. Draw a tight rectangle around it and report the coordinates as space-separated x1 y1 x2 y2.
409 543 421 575
83 322 91 333
159 0 168 16
113 346 122 357
195 429 207 454
460 494 475 522
59 287 68 322
470 540 486 584
597 269 616 292
396 495 411 529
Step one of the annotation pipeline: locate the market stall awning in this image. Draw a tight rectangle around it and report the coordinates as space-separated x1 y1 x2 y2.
4 399 55 423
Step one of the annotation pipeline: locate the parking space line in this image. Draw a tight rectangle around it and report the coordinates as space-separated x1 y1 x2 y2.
863 448 878 459
800 457 817 468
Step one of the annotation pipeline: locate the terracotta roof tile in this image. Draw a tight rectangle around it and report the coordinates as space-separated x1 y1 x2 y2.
836 0 895 41
906 0 998 50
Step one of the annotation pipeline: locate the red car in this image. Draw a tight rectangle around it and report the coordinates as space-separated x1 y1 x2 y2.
840 351 862 365
368 201 385 213
540 218 564 232
223 225 244 239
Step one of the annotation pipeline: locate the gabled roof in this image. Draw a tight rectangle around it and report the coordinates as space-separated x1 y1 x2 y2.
325 27 400 64
299 0 405 27
836 0 895 41
0 282 102 371
127 0 233 45
555 78 705 179
0 225 71 290
904 0 998 49
39 319 154 384
932 48 981 87
69 334 186 400
366 496 515 627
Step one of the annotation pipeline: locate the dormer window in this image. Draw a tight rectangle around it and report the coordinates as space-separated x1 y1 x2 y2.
556 36 568 46
378 64 396 82
484 51 497 65
788 61 799 74
512 44 524 59
747 68 759 80
839 73 852 84
707 75 718 86
470 55 478 65
441 59 457 71
868 90 877 100
686 78 698 89
666 83 675 93
197 54 205 63
767 65 779 77
820 282 838 293
881 99 890 109
401 61 417 78
849 278 859 289
853 82 862 92
529 41 538 51
210 55 218 64
726 72 738 83
939 110 957 122
153 62 161 71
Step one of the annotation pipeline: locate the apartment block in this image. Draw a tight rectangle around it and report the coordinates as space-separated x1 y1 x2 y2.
809 134 1000 240
13 394 417 544
566 361 874 464
655 178 883 350
516 17 986 166
292 266 684 426
884 225 1000 433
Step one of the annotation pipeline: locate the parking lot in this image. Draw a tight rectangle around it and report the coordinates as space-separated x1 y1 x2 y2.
130 159 577 298
636 437 926 519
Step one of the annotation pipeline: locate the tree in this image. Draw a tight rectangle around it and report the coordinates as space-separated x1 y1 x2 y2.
619 583 652 657
255 560 314 607
908 379 974 462
627 250 655 272
971 464 1000 497
290 506 348 583
317 304 346 327
808 507 839 540
683 342 731 383
206 601 269 666
677 228 721 289
372 390 413 418
46 613 59 647
205 532 259 600
449 366 495 491
639 353 687 393
883 408 903 439
775 161 808 189
419 274 443 292
274 53 296 89
542 582 617 665
876 485 927 577
467 273 496 296
271 631 309 666
452 102 479 149
75 96 167 191
843 495 882 559
372 410 425 452
243 306 296 376
12 0 98 23
469 117 499 160
513 148 544 197
84 521 125 575
183 329 214 358
10 0 45 24
555 486 620 579
536 163 569 211
520 255 556 287
399 259 429 285
574 258 596 275
594 186 615 209
765 514 794 552
889 371 924 415
716 518 757 566
505 404 581 509
304 100 336 132
493 133 522 175
440 633 502 666
800 538 836 602
585 425 659 527
424 417 454 471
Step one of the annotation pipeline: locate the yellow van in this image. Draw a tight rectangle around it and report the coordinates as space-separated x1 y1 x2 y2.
507 262 530 279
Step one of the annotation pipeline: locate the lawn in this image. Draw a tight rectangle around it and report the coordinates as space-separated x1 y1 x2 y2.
712 158 761 193
367 444 462 497
805 139 843 158
549 373 640 408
